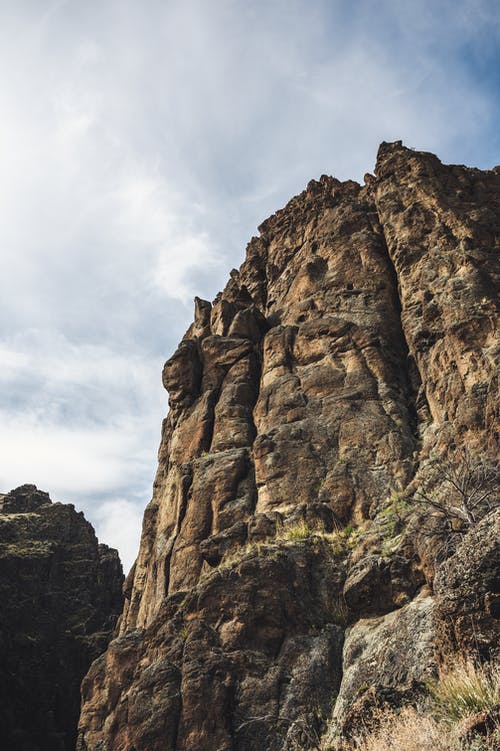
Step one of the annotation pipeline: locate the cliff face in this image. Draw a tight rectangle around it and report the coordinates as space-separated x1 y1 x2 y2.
77 142 499 751
0 484 124 751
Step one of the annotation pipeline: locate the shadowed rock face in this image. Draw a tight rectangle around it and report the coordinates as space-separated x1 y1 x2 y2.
0 484 124 751
77 142 499 751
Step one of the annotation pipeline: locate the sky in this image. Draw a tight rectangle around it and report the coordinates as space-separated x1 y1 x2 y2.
1 0 499 572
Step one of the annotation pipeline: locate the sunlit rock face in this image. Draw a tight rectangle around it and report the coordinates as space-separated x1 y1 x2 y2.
0 484 123 751
77 142 499 751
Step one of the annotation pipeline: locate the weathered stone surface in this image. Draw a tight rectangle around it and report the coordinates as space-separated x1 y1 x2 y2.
78 143 499 750
0 485 123 751
374 140 499 453
433 513 500 662
79 539 345 751
323 594 435 744
342 552 422 615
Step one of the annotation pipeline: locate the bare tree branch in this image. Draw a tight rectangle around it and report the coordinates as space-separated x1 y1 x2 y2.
415 448 499 553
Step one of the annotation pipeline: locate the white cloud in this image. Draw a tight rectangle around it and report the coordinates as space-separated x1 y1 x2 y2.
93 498 144 575
0 413 149 497
0 330 162 573
0 0 498 568
0 409 147 573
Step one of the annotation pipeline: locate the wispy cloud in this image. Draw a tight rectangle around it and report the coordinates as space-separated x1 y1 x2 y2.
0 0 498 571
0 331 160 570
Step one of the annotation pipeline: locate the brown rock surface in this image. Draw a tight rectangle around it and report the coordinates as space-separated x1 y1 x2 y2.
374 141 499 452
77 142 499 750
0 484 123 751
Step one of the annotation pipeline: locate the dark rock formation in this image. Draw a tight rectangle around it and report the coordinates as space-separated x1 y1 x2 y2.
77 142 499 750
0 484 123 751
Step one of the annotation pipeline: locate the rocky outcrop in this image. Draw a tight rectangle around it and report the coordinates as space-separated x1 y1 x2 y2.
325 594 435 743
77 142 499 751
0 484 123 751
433 512 500 662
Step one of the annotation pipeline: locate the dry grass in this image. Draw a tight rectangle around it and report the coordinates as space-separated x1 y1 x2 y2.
336 660 500 751
348 706 451 751
345 706 499 751
431 659 500 723
277 521 354 556
278 521 316 542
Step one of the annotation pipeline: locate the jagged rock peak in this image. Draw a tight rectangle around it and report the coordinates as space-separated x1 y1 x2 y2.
0 483 51 512
77 141 499 751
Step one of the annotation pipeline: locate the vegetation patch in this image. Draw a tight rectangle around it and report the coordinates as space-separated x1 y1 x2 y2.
330 659 500 751
279 521 316 542
377 491 411 541
430 659 500 724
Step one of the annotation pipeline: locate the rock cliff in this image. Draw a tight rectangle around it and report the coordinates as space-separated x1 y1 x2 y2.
77 141 499 750
0 484 123 751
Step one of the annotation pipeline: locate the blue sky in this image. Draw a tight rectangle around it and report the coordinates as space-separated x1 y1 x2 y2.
1 0 499 570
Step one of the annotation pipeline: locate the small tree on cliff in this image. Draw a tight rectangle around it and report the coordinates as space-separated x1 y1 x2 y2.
415 448 499 555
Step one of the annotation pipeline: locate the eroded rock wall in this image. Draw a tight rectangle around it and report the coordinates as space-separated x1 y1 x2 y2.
374 142 499 449
77 142 499 751
0 485 123 751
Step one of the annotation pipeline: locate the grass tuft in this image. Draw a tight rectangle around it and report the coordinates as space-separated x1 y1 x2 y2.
348 706 450 751
430 659 500 723
331 659 500 751
279 521 316 541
